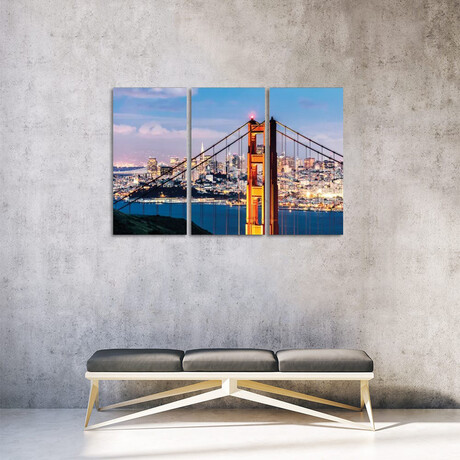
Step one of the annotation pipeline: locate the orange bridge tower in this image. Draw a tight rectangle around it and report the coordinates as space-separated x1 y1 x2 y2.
245 118 279 235
246 119 266 235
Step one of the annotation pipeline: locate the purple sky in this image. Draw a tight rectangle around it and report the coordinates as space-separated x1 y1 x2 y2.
113 88 188 166
113 87 343 166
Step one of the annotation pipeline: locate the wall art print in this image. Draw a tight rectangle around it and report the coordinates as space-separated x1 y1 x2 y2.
270 88 343 235
112 87 343 235
113 87 188 235
191 88 265 235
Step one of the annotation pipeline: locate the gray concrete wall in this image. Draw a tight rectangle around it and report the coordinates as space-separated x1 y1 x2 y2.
1 0 459 409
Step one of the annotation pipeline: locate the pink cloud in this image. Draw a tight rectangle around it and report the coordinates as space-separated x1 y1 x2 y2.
114 124 137 135
138 122 186 139
193 128 227 140
116 122 223 141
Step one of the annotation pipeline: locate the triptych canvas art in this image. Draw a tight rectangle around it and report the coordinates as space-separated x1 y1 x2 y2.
113 88 343 235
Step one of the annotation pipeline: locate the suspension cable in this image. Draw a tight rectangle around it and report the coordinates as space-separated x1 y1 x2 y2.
191 120 250 162
276 120 343 159
276 130 343 165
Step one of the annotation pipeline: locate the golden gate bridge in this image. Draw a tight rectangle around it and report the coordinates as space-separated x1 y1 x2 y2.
113 118 343 235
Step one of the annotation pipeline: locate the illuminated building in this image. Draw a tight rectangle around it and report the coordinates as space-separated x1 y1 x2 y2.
304 157 315 169
147 157 158 178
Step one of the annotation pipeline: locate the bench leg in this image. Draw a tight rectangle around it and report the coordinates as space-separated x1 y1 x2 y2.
84 378 375 431
360 380 375 431
98 380 221 411
232 388 373 431
85 387 227 430
84 380 99 428
239 380 361 412
236 380 375 431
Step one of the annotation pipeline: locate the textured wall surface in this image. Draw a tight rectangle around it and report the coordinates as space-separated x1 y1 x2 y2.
1 0 459 409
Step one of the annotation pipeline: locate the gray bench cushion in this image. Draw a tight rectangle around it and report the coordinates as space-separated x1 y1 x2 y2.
276 349 373 372
87 349 184 372
183 348 278 372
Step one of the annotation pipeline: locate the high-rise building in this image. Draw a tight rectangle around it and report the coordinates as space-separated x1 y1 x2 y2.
191 158 198 182
304 157 315 169
210 159 218 174
147 157 158 178
203 154 212 173
177 157 187 180
314 160 324 170
232 153 242 169
160 165 172 176
199 142 205 176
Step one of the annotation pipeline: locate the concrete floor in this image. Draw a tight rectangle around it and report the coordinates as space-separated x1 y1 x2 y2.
1 409 459 459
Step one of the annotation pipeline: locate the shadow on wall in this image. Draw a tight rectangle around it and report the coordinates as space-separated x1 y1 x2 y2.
372 386 459 409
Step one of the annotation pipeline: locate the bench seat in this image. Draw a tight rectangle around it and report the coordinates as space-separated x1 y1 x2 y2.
277 349 373 373
87 349 184 372
183 348 278 372
86 348 373 373
84 348 375 431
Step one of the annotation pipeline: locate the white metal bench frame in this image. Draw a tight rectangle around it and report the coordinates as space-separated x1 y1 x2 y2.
84 371 375 431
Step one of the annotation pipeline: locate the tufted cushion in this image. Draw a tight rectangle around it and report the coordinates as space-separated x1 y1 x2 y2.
183 348 278 372
87 349 184 372
276 349 373 372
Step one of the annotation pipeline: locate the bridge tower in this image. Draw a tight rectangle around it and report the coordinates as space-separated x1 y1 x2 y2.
269 117 279 235
246 119 265 235
245 118 279 235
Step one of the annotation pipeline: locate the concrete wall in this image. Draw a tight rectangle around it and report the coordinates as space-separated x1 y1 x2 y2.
1 0 459 409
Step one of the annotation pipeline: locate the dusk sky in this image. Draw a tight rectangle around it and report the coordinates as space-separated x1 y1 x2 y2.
113 87 342 165
271 87 343 155
113 87 187 165
192 88 265 156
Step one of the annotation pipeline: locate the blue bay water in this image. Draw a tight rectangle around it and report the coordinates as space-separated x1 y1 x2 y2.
114 201 343 235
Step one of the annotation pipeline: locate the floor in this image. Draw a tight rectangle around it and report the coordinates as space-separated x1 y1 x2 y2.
1 409 459 459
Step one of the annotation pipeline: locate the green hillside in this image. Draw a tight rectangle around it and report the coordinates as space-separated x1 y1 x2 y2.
113 210 211 235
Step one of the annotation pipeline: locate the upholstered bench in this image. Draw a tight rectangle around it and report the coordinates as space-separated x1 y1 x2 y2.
85 348 374 430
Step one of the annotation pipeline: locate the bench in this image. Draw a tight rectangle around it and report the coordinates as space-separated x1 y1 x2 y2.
84 348 375 430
